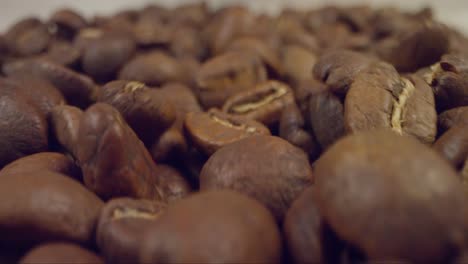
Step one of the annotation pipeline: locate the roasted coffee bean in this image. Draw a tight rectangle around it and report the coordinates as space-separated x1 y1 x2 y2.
0 171 103 246
81 32 136 81
19 243 104 264
314 130 467 264
284 187 342 264
0 81 48 168
222 80 295 126
282 44 317 83
4 18 51 56
98 80 175 147
76 103 164 200
308 90 345 150
433 124 468 170
169 25 206 60
97 198 166 264
277 17 320 53
185 109 270 156
345 63 437 144
3 58 97 107
140 191 282 263
195 50 267 108
133 14 171 47
170 2 209 28
293 78 327 115
156 165 192 203
43 40 81 67
49 9 87 39
280 103 321 160
200 135 312 221
0 152 81 180
438 106 468 132
49 105 83 156
118 51 189 86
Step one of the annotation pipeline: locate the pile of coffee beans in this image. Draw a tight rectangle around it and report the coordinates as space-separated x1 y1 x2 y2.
1 3 468 263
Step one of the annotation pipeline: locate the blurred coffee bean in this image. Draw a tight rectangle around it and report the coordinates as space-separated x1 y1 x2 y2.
49 105 83 157
156 165 192 203
282 45 317 83
438 106 468 132
19 243 103 264
49 9 87 40
43 40 81 67
4 18 51 56
433 124 468 170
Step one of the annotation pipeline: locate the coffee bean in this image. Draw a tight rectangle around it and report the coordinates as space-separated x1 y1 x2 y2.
4 18 51 57
169 25 206 60
185 108 270 155
171 2 209 28
438 106 468 132
314 130 467 263
222 80 295 126
0 171 103 246
433 124 468 170
49 9 88 40
49 105 83 157
19 243 103 264
43 40 81 67
200 135 312 221
196 50 267 108
156 165 192 203
97 198 166 264
133 15 171 47
282 44 317 83
139 191 282 263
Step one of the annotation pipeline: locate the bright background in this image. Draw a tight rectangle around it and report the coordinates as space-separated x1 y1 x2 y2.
1 0 467 33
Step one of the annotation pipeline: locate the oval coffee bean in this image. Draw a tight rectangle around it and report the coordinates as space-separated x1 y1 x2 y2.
49 105 83 157
49 9 87 39
43 41 81 67
200 135 313 221
140 191 282 264
314 130 467 263
195 50 267 108
19 243 103 264
97 198 166 264
222 80 295 126
156 165 192 203
438 106 468 133
0 171 103 246
282 44 317 83
433 124 468 169
184 109 270 156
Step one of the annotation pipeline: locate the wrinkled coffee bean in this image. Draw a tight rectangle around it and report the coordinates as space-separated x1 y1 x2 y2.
314 130 467 263
140 190 282 263
0 171 103 246
184 109 270 156
0 152 80 180
438 106 468 132
19 243 103 264
282 44 317 83
345 63 437 144
97 198 166 264
156 165 192 203
76 103 164 200
195 50 267 108
49 105 83 156
118 51 189 86
222 80 295 126
433 124 468 170
49 9 87 39
98 80 175 147
200 135 312 221
3 58 97 107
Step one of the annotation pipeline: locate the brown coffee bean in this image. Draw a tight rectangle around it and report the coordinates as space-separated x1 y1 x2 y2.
0 171 103 246
3 58 97 107
280 103 321 160
282 44 317 83
140 190 282 263
195 50 267 108
0 152 80 180
43 41 81 67
76 103 164 200
4 18 51 57
433 124 468 170
170 2 209 28
49 105 83 157
118 50 189 86
277 17 320 53
438 106 468 133
185 109 270 156
169 25 206 60
222 80 295 126
0 81 48 168
156 165 192 203
200 135 312 221
293 78 327 115
97 198 166 264
133 15 171 47
19 243 103 264
284 187 342 264
98 80 175 147
49 9 87 39
82 32 136 81
308 90 345 150
314 130 467 263
345 63 437 144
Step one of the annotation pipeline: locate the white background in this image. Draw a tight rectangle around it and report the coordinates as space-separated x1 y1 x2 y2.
1 0 467 34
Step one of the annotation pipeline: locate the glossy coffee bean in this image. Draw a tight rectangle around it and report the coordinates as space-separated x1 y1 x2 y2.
200 135 313 221
314 130 467 264
222 80 295 126
282 44 317 83
97 198 166 264
195 50 267 108
438 106 468 133
20 243 103 264
345 63 437 144
433 124 468 170
0 152 81 180
76 103 164 200
0 171 103 246
98 80 175 147
184 109 270 156
49 105 83 157
140 191 282 264
156 165 192 203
